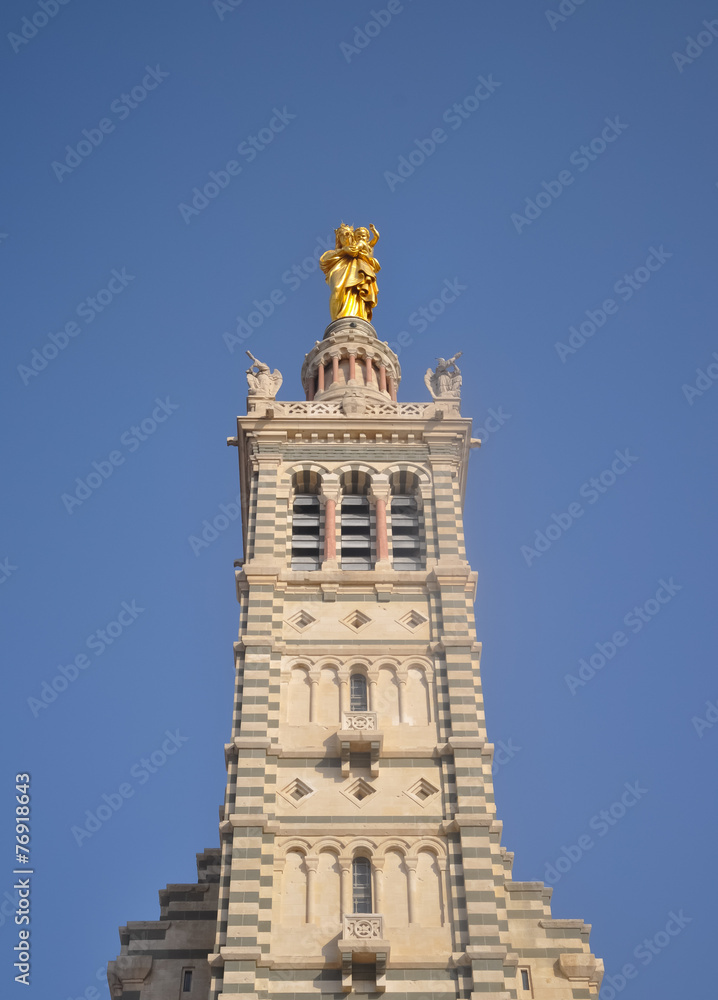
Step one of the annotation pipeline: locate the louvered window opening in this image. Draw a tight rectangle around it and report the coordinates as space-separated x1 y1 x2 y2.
341 495 372 570
391 495 423 570
291 494 321 570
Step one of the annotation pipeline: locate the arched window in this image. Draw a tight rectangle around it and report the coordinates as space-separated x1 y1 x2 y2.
291 472 321 570
352 857 372 913
390 472 423 570
341 471 372 570
391 496 422 569
350 673 368 712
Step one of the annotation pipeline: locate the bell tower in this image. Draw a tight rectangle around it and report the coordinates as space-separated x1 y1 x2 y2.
212 225 603 1000
108 223 603 1000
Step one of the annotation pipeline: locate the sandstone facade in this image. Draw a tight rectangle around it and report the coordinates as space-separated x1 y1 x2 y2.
108 316 602 1000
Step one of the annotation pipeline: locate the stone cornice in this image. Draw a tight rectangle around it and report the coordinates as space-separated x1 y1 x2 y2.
540 919 590 932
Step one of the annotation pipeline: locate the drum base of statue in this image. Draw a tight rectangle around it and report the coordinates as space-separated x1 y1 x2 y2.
300 318 401 408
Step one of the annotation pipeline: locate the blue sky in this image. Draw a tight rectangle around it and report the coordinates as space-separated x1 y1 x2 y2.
1 0 716 997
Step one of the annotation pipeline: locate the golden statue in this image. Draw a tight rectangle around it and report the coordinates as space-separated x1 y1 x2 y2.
319 223 380 321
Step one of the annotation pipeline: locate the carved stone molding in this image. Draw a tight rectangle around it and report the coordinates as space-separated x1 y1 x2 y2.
107 956 152 997
558 952 604 986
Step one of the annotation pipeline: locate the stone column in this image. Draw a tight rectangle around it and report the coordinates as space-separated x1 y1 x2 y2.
378 363 387 394
370 478 392 570
317 360 325 393
375 497 388 561
373 858 385 914
364 356 373 385
305 857 319 924
438 858 448 927
331 352 340 386
274 858 286 922
339 858 353 916
405 859 419 924
368 675 378 713
347 351 357 383
425 669 435 723
388 374 397 401
397 671 407 723
324 498 336 559
306 379 315 401
339 671 350 719
320 478 341 571
308 671 320 723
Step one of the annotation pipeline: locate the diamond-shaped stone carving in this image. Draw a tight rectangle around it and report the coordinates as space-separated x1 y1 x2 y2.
341 609 372 632
286 610 316 633
341 777 376 807
279 777 315 807
398 610 428 631
405 777 439 806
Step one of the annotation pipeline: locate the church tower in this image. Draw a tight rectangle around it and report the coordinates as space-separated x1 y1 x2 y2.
108 224 603 1000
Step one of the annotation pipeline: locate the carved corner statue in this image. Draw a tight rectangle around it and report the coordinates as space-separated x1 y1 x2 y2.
319 223 380 322
245 351 282 397
424 352 463 400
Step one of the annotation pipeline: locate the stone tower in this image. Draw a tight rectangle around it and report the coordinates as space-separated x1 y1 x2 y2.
108 259 603 1000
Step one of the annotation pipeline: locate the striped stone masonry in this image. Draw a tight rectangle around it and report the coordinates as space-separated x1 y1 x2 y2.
108 317 602 1000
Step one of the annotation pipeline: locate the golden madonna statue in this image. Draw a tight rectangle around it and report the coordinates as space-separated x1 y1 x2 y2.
319 223 380 321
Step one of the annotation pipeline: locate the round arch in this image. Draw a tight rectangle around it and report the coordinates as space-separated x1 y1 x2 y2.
406 837 447 862
374 839 411 859
382 462 431 487
281 462 330 489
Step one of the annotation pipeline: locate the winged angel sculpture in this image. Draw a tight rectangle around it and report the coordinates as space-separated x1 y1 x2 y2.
424 352 463 399
245 351 283 397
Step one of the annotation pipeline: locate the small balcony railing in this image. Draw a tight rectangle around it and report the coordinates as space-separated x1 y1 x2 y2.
342 913 384 941
338 713 382 776
338 914 389 993
341 711 378 732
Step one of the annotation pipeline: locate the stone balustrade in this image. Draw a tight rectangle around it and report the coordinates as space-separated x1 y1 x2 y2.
342 913 384 941
341 711 378 732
